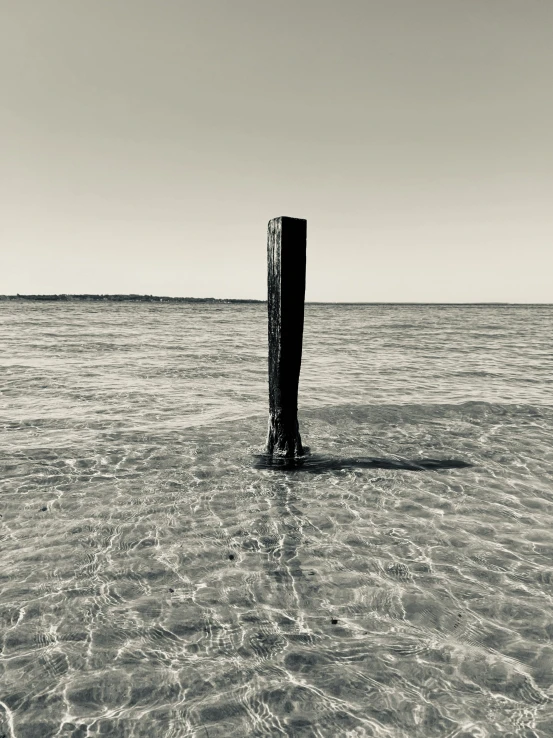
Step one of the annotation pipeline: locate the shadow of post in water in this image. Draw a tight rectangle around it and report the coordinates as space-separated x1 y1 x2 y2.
253 453 473 473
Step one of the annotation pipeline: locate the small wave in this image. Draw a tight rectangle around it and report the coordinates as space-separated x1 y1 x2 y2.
453 370 502 378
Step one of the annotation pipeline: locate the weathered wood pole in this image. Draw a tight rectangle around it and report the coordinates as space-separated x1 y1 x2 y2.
266 216 307 457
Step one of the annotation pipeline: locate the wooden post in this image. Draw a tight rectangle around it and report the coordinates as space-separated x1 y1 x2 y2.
266 216 307 457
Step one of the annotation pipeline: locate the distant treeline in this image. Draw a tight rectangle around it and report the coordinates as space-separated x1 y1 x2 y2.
0 294 263 303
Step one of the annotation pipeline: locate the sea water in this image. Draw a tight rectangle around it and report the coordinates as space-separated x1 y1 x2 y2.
1 302 553 738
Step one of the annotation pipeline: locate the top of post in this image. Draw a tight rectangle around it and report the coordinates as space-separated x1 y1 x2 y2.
269 216 307 225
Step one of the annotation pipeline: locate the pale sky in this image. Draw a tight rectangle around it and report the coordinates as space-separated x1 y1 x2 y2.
2 1 552 301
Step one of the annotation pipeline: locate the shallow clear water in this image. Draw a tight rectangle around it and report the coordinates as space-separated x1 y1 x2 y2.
1 302 553 738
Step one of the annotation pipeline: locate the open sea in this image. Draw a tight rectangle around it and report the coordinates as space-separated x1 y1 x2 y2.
1 301 553 738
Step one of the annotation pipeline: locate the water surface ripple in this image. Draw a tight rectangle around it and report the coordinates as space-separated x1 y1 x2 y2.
1 303 553 737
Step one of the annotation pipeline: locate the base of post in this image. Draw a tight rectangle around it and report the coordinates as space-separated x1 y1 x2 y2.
266 412 304 458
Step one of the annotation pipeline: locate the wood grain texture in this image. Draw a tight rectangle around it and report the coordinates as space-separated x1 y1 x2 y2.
266 216 306 457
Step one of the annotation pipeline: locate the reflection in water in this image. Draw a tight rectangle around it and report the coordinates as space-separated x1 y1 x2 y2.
253 452 473 472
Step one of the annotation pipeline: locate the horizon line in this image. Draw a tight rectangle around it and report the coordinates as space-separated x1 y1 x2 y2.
1 294 552 306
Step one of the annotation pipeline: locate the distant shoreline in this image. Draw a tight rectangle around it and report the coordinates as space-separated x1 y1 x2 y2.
0 294 263 304
0 295 550 306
